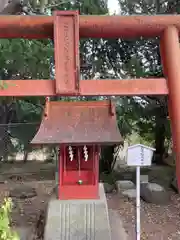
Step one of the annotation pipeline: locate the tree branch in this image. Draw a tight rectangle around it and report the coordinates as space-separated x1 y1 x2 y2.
0 0 23 15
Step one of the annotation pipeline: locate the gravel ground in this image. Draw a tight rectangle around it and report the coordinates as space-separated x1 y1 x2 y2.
107 191 180 240
0 166 179 239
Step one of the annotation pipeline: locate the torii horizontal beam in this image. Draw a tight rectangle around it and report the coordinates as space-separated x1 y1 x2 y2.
0 78 168 96
0 14 180 39
0 12 171 96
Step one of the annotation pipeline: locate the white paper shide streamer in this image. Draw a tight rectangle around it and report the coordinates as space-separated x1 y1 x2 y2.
83 145 88 161
68 146 74 161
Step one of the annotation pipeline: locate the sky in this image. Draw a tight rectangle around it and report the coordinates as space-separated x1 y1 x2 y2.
108 0 120 14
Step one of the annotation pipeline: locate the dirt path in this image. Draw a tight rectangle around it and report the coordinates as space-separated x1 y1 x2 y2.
0 162 179 239
107 192 180 239
1 181 179 240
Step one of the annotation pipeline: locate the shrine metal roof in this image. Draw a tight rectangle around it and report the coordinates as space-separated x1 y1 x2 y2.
31 100 123 145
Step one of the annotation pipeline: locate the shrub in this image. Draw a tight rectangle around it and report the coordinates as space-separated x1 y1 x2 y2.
0 198 19 240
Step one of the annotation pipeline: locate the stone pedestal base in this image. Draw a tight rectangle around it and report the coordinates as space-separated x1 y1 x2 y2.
44 183 111 240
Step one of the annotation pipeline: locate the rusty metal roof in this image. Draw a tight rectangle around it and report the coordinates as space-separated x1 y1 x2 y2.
31 100 123 145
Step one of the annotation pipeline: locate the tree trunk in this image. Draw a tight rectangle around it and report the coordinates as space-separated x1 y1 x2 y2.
154 104 167 164
23 149 29 163
0 0 23 15
100 145 115 174
154 121 165 164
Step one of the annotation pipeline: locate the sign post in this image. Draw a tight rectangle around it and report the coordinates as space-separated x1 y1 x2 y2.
126 144 155 240
136 165 140 240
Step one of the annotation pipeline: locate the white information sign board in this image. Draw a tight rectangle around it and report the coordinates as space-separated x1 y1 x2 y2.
127 144 155 166
126 144 155 240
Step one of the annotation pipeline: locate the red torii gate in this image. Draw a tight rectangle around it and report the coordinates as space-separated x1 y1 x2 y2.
0 12 179 188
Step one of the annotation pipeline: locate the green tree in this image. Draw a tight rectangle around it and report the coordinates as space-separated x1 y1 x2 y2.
105 0 180 164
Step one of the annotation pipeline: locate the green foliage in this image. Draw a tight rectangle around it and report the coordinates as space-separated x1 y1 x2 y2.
55 0 108 14
0 37 53 155
126 132 154 146
0 39 53 79
0 198 19 240
112 0 180 162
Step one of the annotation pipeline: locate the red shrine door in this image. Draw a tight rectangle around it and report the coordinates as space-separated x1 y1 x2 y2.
58 145 100 200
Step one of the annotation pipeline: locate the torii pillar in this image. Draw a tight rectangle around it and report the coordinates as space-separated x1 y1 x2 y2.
160 26 180 190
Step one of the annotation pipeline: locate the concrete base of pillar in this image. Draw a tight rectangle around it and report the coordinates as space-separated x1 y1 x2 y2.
44 183 111 240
